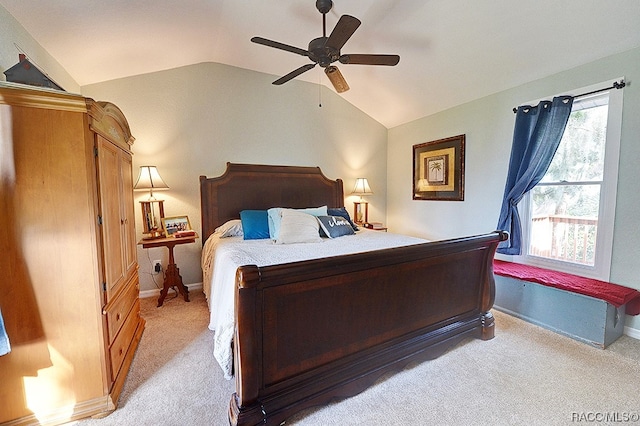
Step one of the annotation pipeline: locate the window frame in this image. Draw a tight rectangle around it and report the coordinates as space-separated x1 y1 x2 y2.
508 79 624 281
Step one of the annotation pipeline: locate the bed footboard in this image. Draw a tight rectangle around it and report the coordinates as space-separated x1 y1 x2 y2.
229 231 507 426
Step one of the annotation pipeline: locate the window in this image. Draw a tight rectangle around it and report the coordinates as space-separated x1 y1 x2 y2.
519 80 623 281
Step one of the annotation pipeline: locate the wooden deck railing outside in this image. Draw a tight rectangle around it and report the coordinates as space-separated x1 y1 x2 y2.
530 215 598 265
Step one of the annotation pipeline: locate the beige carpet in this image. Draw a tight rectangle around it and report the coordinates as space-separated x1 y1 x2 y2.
76 290 640 426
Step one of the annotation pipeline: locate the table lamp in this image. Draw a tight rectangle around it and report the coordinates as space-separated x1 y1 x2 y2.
351 178 373 224
134 166 169 238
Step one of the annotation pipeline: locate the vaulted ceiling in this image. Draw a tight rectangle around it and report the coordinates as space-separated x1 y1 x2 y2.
2 0 639 128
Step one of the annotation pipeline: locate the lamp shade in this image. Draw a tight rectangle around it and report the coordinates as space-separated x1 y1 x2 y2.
351 178 373 196
134 166 169 199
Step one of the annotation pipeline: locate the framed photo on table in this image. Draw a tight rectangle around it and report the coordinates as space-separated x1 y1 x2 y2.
162 215 191 236
413 134 465 201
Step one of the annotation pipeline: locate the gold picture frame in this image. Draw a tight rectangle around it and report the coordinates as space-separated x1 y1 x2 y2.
162 215 191 236
413 134 465 201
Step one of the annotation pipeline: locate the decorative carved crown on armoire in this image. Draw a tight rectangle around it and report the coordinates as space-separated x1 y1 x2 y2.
0 82 145 424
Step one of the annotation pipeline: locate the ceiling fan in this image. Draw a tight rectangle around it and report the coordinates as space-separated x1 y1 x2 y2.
251 0 400 93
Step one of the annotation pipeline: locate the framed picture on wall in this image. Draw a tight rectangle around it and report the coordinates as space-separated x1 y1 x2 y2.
413 134 465 201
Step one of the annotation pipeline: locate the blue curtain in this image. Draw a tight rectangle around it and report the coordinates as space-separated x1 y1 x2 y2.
496 95 574 255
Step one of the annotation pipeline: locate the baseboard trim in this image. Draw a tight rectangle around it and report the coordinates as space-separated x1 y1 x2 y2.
624 325 640 340
1 395 113 426
139 282 203 299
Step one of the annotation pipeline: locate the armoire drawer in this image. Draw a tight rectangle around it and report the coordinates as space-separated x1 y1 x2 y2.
109 298 141 381
105 275 139 343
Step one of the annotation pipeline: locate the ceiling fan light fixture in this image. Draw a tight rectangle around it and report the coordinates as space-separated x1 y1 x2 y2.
325 66 349 93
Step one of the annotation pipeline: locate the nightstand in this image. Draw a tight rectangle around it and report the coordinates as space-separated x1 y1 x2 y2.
138 233 198 307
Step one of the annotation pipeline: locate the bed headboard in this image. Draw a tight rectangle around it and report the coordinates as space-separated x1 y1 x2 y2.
199 163 344 242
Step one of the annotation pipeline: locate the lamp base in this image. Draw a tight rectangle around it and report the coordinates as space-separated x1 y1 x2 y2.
140 200 165 236
353 201 368 224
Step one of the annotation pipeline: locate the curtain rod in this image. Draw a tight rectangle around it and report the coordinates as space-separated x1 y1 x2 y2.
512 79 626 113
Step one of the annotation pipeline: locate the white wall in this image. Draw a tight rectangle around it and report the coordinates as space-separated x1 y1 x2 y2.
81 62 388 292
387 47 640 331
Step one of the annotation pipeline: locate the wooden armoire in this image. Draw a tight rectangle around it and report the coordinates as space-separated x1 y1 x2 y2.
0 82 144 424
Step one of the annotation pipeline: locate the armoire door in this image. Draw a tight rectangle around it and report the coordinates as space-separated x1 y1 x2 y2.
120 151 137 278
96 135 129 299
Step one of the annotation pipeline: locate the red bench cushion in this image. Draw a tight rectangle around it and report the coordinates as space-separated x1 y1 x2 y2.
493 260 640 315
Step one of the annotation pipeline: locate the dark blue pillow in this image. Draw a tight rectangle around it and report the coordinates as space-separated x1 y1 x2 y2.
327 207 358 231
317 215 356 238
240 210 270 240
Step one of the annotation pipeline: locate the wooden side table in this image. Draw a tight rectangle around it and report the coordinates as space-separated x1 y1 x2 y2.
138 233 198 307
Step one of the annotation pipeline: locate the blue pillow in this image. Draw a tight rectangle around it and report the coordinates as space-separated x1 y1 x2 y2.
267 206 328 239
240 210 270 240
317 215 356 238
327 207 359 231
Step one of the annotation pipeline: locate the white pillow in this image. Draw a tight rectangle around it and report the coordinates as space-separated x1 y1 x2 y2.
214 219 243 238
275 210 322 244
268 206 327 239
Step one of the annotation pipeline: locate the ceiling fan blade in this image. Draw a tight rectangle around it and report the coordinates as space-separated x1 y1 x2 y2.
339 54 400 66
325 66 349 93
251 37 309 57
273 63 317 85
325 15 361 51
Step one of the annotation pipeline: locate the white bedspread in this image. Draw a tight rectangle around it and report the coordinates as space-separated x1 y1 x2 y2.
201 229 427 379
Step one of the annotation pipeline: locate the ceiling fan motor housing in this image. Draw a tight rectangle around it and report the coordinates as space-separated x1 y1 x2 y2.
308 37 340 67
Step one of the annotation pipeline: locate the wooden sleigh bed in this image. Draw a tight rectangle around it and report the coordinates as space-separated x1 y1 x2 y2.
199 163 507 426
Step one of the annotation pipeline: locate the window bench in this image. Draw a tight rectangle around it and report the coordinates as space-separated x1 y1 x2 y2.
493 260 640 348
